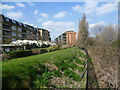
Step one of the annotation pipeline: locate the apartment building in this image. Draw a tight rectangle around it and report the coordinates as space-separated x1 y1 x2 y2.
38 28 51 41
0 14 51 44
54 30 76 46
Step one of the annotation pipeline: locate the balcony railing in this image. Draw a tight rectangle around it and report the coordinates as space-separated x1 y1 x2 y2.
3 35 11 38
3 28 11 31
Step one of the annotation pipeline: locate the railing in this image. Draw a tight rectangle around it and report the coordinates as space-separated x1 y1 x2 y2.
3 28 11 31
78 48 99 89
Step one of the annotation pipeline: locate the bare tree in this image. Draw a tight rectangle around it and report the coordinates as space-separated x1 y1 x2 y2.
77 14 89 48
91 25 103 37
97 24 118 45
91 25 104 45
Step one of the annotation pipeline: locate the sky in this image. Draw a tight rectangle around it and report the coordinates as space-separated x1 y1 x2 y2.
1 1 118 40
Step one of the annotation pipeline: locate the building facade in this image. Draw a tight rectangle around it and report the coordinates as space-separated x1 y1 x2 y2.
38 28 51 41
54 30 76 46
0 14 51 44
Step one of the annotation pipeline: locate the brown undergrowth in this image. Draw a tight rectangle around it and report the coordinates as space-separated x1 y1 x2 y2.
88 45 119 88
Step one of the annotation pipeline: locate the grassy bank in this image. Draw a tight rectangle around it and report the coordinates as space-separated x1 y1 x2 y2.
2 47 86 88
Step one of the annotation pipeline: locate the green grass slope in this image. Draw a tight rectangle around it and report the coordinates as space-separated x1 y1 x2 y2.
2 47 87 88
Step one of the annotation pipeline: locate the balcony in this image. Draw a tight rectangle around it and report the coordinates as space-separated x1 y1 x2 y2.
3 34 11 38
3 28 11 31
22 31 27 34
22 34 27 39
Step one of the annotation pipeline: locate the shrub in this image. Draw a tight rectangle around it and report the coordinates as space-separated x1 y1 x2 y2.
40 48 48 54
32 49 40 55
61 45 71 49
48 45 60 51
55 61 69 71
34 71 52 88
8 50 33 59
63 69 80 82
2 54 10 61
54 70 62 77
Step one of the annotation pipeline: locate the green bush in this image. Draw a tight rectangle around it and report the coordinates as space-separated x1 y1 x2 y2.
48 45 60 51
8 50 33 59
54 70 62 77
63 69 80 82
34 71 52 88
55 61 69 71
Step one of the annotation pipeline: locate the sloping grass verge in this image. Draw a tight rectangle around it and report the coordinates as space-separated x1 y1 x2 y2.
2 47 86 88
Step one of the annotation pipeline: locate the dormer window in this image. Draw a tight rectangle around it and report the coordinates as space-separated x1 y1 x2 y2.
19 22 22 26
23 24 26 27
5 17 9 22
12 20 16 24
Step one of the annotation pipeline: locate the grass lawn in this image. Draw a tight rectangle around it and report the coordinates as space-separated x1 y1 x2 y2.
2 47 87 88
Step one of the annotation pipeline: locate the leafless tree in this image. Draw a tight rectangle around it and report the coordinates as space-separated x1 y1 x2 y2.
97 24 118 45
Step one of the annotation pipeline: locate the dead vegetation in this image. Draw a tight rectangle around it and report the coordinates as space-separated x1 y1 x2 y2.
88 45 119 88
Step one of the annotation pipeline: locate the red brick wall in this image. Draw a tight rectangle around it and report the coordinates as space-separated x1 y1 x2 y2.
66 32 76 46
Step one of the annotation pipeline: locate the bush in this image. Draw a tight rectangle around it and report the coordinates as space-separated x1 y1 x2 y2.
54 70 62 77
40 48 48 54
61 45 71 49
34 71 52 88
48 45 60 51
32 49 40 55
63 69 80 82
2 54 10 61
8 50 33 59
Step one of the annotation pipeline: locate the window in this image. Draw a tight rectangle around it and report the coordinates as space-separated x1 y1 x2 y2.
5 17 9 22
23 24 26 28
12 26 16 30
12 20 16 24
18 33 22 37
12 32 16 36
18 28 22 31
19 22 22 26
12 38 16 41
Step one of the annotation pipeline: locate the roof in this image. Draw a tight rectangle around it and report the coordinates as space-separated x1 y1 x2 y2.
38 28 50 32
0 44 15 47
1 14 38 32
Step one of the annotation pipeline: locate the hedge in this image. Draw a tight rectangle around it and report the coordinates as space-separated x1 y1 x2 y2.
8 50 33 59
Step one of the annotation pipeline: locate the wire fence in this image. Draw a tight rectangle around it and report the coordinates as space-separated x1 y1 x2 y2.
78 48 99 89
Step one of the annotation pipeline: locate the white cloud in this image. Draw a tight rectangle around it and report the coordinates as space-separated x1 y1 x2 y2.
42 21 75 40
96 3 117 16
72 1 98 14
1 4 15 10
34 10 39 14
72 2 117 16
53 11 67 18
37 18 43 22
40 13 49 18
89 21 106 28
6 11 23 20
72 5 82 13
42 21 75 31
16 3 25 7
83 1 98 14
28 2 34 6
